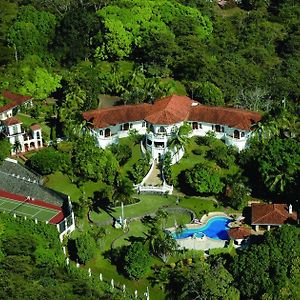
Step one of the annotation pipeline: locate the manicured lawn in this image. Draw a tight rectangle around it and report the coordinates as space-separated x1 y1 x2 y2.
178 196 219 216
165 211 192 227
90 194 177 223
45 171 105 201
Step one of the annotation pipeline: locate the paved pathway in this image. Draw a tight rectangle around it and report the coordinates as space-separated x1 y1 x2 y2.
143 161 163 186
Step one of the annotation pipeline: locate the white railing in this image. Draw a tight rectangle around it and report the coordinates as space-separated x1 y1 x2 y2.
136 184 173 195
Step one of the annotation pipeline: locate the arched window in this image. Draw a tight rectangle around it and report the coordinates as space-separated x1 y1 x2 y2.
192 122 198 130
104 128 111 137
158 126 166 134
150 125 155 133
99 130 103 136
234 130 240 139
123 123 129 131
215 125 221 132
36 131 40 139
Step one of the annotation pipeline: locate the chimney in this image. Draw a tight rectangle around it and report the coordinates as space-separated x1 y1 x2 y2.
288 204 292 214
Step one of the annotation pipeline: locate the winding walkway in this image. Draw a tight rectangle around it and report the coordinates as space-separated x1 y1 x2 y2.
143 161 163 186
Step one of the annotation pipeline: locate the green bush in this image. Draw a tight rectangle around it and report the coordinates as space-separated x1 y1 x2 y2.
124 242 151 279
73 233 96 264
27 148 67 175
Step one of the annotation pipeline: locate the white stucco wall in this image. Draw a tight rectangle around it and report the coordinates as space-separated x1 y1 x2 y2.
91 117 253 159
0 109 13 121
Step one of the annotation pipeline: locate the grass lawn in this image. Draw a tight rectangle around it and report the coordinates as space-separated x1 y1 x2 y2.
90 194 177 223
165 211 191 227
171 138 209 182
119 138 144 176
45 171 106 202
83 221 166 299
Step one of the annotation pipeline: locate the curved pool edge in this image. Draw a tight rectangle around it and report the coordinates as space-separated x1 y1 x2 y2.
199 211 228 224
166 212 232 241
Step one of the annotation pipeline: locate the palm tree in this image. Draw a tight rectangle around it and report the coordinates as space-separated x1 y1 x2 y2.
168 122 192 155
13 140 22 156
251 116 279 144
265 172 295 193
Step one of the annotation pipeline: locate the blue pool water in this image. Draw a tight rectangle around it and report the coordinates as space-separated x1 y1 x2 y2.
172 216 231 240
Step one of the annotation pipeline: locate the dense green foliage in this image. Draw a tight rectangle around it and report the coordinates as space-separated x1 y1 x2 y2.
231 226 300 299
185 163 225 194
0 214 116 299
71 135 118 183
0 139 11 162
241 113 300 201
27 147 67 175
72 232 97 264
0 1 299 298
123 242 151 279
0 0 299 107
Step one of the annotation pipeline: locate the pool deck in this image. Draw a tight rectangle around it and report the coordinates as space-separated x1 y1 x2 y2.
176 236 226 251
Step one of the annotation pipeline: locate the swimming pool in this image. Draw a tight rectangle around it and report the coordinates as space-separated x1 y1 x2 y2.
172 216 231 240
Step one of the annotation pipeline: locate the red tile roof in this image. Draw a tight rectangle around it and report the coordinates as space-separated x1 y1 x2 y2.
251 203 297 225
30 124 41 131
2 117 22 126
83 94 262 130
0 91 32 114
189 105 261 131
229 227 251 239
145 95 197 125
83 103 151 128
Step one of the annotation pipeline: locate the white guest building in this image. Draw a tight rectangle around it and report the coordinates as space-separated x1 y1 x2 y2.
83 95 262 163
0 91 43 154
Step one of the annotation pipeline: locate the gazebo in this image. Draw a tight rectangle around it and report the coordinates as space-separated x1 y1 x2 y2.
228 227 251 246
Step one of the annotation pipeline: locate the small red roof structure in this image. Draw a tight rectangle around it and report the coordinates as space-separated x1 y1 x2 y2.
30 124 41 131
83 94 262 130
251 203 297 225
0 91 32 114
229 227 251 240
2 117 22 126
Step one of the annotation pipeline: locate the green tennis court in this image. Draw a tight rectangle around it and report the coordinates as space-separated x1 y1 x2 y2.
0 196 60 222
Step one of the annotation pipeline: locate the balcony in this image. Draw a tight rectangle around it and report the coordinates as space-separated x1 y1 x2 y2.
146 132 170 142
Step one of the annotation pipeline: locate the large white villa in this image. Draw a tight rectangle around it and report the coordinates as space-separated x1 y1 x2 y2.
0 91 43 154
83 95 262 164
